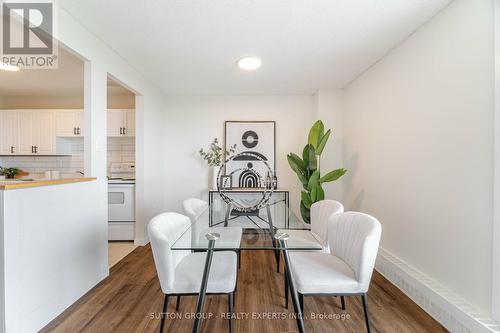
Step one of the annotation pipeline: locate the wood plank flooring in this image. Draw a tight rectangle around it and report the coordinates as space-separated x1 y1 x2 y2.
41 245 448 333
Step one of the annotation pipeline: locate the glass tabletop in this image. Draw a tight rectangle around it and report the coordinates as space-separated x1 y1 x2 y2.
171 201 323 251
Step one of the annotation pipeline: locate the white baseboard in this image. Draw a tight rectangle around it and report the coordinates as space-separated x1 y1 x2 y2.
376 248 500 333
134 237 149 246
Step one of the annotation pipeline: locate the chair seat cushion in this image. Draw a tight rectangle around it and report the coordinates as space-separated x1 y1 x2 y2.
170 251 237 294
289 252 360 294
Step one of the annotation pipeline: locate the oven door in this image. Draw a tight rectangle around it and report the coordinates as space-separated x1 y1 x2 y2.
108 184 135 222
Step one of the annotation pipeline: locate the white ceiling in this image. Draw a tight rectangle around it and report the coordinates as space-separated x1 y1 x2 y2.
57 0 451 95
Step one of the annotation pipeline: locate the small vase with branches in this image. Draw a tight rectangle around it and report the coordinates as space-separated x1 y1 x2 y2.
199 138 236 189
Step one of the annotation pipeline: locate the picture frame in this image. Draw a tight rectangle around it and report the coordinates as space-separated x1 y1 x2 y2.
224 121 276 188
220 175 233 190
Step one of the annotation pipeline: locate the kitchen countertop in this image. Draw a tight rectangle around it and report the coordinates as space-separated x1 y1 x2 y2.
0 177 97 190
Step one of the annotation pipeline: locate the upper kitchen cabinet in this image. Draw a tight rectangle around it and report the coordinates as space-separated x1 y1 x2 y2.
18 111 55 155
0 111 19 155
56 110 84 136
107 109 135 137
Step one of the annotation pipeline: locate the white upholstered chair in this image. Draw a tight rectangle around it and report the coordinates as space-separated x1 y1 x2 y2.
284 200 344 307
183 198 243 268
288 212 381 333
182 198 209 222
148 212 237 333
309 200 344 251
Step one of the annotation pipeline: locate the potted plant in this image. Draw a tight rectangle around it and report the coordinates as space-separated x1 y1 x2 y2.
0 167 21 179
199 138 236 189
287 120 347 223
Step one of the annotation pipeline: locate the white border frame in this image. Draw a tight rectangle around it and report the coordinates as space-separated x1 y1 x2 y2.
493 0 500 322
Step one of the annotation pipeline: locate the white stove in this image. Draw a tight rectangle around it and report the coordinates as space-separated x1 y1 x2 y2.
108 162 135 240
109 162 135 183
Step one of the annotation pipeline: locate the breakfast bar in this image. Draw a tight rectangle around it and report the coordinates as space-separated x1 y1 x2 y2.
0 177 108 333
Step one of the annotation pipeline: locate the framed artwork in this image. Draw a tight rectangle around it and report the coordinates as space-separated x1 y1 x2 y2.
224 121 276 188
220 175 233 190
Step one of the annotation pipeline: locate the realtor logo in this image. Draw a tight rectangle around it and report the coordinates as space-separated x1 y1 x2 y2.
1 1 58 69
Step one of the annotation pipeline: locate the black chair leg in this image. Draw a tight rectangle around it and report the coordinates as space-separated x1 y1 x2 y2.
276 249 280 272
228 292 234 333
175 296 181 311
341 296 346 310
298 293 304 313
284 270 289 308
160 294 169 333
237 250 241 269
362 294 371 333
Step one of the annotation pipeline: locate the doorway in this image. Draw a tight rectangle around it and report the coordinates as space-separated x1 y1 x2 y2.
106 75 137 268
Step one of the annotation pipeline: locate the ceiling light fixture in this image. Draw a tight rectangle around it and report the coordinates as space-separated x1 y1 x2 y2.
0 62 19 72
237 57 262 71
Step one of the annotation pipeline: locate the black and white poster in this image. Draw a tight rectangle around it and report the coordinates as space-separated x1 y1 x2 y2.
224 121 275 188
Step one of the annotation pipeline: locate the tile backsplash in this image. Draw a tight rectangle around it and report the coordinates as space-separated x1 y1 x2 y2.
0 137 135 178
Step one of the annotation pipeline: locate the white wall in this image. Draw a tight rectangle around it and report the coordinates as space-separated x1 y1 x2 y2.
163 95 315 215
313 89 344 201
342 0 494 315
0 94 134 109
0 181 105 333
53 4 167 245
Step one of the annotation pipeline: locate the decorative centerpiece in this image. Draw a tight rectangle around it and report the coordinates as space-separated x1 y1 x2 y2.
287 120 347 223
199 138 236 189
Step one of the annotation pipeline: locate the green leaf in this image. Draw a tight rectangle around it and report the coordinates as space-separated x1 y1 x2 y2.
316 129 331 156
308 120 324 149
308 170 320 190
287 153 305 174
315 185 325 201
302 145 310 168
311 186 317 202
301 191 312 209
319 168 347 183
296 171 307 185
303 144 317 171
300 201 311 224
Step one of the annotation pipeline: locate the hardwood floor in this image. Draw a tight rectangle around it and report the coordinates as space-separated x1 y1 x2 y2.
41 245 448 333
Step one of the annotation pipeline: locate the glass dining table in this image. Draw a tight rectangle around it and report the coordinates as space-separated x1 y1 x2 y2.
170 198 323 333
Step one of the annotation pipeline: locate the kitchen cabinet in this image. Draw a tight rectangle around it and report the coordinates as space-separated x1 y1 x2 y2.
17 111 55 155
0 112 19 155
107 109 135 137
56 110 84 136
124 109 135 137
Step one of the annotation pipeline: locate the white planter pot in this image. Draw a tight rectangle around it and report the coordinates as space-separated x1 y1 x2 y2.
210 166 221 190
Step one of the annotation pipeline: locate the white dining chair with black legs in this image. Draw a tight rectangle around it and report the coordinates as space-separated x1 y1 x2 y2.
283 200 344 308
286 212 381 333
183 198 243 269
182 198 209 222
148 212 238 333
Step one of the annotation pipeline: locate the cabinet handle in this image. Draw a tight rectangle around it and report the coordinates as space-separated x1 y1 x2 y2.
73 127 76 135
10 146 14 154
31 146 34 153
34 146 38 154
120 127 123 135
77 127 80 135
123 127 126 135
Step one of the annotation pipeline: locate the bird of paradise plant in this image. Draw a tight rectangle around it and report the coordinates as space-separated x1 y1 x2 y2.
287 120 347 223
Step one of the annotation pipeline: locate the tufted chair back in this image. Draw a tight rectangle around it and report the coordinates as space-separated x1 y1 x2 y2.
183 198 209 223
310 200 344 249
148 212 192 293
327 212 381 292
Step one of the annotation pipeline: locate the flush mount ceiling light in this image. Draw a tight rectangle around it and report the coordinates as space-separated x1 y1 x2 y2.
237 57 262 71
0 62 19 72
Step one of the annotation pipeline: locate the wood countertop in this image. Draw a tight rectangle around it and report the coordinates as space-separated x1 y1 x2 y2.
0 177 97 190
